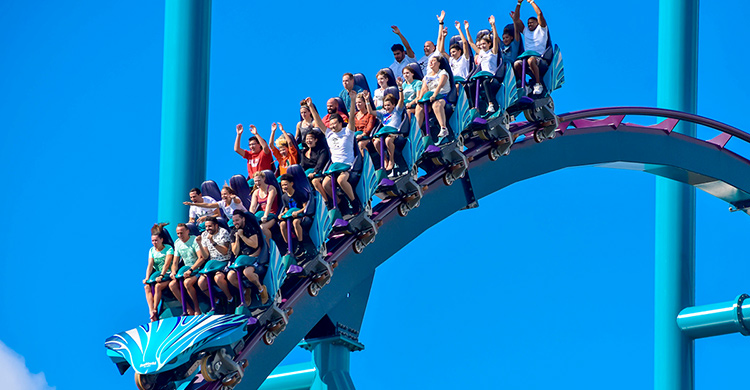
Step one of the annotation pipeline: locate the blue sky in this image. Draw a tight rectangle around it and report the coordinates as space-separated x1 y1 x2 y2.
1 1 749 389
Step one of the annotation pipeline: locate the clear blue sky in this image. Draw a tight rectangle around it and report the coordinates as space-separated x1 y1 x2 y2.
1 1 749 389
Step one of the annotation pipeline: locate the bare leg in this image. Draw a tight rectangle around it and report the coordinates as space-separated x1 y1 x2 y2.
227 270 239 288
153 281 170 317
385 135 396 170
415 104 425 129
312 178 327 202
279 220 288 242
336 171 356 201
432 100 447 128
528 57 541 85
513 60 523 83
198 275 209 295
261 220 274 241
213 272 233 300
321 176 333 198
185 276 202 315
293 218 304 243
144 284 156 320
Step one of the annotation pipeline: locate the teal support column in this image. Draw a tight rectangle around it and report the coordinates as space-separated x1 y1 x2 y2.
157 0 212 229
654 1 698 390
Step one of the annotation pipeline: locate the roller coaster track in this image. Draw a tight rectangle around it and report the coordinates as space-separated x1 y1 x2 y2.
201 106 750 390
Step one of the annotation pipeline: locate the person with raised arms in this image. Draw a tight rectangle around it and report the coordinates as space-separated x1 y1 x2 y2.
269 122 299 175
184 185 247 227
414 55 452 138
306 92 361 214
388 26 418 78
234 123 275 186
512 0 549 95
464 17 501 113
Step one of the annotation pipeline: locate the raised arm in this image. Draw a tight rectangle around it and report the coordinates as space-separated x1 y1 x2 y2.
512 1 524 33
234 124 247 157
464 20 480 53
454 21 471 59
489 15 500 55
248 125 270 155
436 11 447 57
527 0 546 27
391 25 415 59
395 78 405 108
305 97 326 130
347 90 357 131
509 11 521 41
363 90 377 116
269 122 281 160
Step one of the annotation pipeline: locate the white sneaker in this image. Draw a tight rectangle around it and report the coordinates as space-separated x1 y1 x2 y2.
487 103 496 113
438 127 449 138
532 83 543 94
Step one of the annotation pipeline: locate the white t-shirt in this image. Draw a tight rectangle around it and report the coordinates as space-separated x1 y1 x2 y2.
189 196 216 220
389 56 417 82
374 88 385 109
450 55 470 79
523 25 548 55
424 69 451 96
218 198 247 219
326 127 356 166
476 49 498 75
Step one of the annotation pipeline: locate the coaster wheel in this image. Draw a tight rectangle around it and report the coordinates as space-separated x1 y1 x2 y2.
307 282 321 297
134 373 156 390
443 173 455 186
263 331 276 345
488 147 501 161
397 202 410 217
200 355 217 382
352 239 366 254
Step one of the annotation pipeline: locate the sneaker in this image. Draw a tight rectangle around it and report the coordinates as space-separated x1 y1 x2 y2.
259 285 269 304
438 127 449 138
532 83 543 95
487 103 496 113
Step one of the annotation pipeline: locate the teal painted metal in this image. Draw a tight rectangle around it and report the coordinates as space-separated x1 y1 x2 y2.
258 361 317 390
677 295 750 339
654 1 699 389
157 0 212 232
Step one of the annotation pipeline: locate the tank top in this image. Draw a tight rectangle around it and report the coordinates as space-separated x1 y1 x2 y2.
257 188 279 215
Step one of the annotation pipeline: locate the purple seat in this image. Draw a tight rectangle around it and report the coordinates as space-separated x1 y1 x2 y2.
201 180 221 204
379 68 398 88
229 174 253 210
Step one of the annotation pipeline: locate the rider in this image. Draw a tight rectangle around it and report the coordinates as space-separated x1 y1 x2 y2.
227 210 269 305
168 223 206 316
249 170 280 241
464 17 501 113
415 56 451 138
278 173 312 257
234 124 275 186
144 223 174 322
512 0 549 95
307 92 362 214
196 217 235 305
269 122 298 175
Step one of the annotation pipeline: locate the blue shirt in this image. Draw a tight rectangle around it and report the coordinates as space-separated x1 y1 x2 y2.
500 40 520 66
339 85 364 112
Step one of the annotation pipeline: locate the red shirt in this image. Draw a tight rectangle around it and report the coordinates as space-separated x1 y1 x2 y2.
243 149 275 177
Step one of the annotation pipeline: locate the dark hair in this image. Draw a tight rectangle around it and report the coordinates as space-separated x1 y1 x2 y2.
176 223 187 229
391 44 405 52
221 185 236 195
328 112 343 125
279 173 294 183
205 216 218 224
151 222 169 237
384 94 398 105
449 43 462 53
248 136 259 144
343 72 354 79
189 187 201 195
232 209 246 217
528 16 538 22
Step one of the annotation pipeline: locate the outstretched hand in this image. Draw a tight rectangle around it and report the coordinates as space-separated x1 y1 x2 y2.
526 0 535 3
304 97 313 106
510 11 516 19
363 90 370 99
391 25 401 35
271 122 278 132
437 10 445 24
249 124 259 135
349 89 357 99
395 77 403 87
236 124 243 135
454 20 461 30
441 27 448 37
489 15 495 25
279 122 286 133
463 20 470 30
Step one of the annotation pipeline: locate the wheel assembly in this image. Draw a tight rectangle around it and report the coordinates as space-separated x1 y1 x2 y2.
352 239 365 254
443 173 455 186
263 331 276 345
397 202 410 217
134 373 155 390
488 147 500 161
307 282 321 297
200 355 217 382
534 129 545 143
457 134 465 148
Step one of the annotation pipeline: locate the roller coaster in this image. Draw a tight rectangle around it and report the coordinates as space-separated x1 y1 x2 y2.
104 5 749 390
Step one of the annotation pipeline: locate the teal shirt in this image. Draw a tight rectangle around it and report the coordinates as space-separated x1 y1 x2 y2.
174 237 201 267
149 244 174 273
403 80 422 104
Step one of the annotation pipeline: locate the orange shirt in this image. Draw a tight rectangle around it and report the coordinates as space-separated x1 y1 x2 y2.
271 143 299 175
